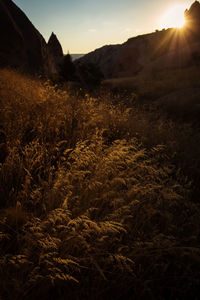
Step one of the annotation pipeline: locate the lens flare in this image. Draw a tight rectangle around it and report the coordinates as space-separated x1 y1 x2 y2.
159 5 186 29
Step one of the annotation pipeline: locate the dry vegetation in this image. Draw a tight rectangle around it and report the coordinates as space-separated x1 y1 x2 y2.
0 69 200 299
102 66 200 100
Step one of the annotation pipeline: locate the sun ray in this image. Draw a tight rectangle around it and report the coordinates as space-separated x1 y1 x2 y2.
151 23 196 71
159 5 186 29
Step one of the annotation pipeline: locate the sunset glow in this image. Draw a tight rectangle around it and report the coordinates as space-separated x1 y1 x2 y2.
159 5 186 29
14 0 194 53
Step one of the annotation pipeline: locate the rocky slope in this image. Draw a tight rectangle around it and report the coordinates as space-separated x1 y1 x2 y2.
0 0 56 75
76 1 200 79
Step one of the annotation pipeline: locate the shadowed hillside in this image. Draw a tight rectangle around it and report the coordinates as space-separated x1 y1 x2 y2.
76 1 200 79
0 0 56 74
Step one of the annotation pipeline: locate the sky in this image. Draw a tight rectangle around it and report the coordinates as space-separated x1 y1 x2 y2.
14 0 195 54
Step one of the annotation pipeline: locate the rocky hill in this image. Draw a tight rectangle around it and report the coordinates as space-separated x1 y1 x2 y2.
185 0 200 25
0 0 56 75
76 1 200 79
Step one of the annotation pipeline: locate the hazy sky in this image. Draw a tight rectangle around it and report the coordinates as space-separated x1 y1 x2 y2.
14 0 194 54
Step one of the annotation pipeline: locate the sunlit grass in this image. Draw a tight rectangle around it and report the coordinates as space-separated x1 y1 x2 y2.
0 69 200 300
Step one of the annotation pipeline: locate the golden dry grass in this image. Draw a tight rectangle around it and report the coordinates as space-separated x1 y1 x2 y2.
0 69 200 299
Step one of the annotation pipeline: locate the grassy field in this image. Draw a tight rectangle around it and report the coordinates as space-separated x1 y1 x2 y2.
0 68 200 299
102 66 200 100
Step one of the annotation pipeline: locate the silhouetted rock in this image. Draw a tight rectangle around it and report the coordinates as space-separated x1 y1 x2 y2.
184 1 200 41
48 32 63 60
185 1 200 25
0 0 56 75
48 32 64 71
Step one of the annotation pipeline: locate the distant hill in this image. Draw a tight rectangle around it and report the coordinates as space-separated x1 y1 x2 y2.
71 54 85 61
76 1 200 79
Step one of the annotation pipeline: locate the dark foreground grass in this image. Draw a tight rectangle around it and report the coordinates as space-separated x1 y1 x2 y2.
0 69 200 299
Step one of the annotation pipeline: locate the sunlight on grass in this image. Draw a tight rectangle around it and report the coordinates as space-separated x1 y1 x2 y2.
0 69 200 300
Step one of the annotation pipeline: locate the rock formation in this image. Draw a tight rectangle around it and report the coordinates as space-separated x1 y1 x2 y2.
184 1 200 41
185 1 200 25
0 0 56 75
76 1 200 79
48 32 63 60
48 32 64 71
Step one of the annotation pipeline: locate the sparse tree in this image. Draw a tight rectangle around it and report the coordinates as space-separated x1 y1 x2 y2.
59 53 76 81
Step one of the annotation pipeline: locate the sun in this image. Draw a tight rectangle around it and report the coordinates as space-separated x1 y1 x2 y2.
159 5 186 29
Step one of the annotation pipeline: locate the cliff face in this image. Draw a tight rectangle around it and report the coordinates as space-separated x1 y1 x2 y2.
0 0 56 75
76 1 200 79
